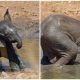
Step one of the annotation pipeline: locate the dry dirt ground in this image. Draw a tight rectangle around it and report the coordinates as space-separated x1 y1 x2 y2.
0 1 39 79
0 1 39 20
41 1 80 21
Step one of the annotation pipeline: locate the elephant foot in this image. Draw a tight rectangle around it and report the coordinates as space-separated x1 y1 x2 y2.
67 55 77 65
19 61 26 71
19 64 26 71
10 62 20 72
67 61 75 65
0 65 6 72
41 56 52 65
0 63 11 72
17 57 26 70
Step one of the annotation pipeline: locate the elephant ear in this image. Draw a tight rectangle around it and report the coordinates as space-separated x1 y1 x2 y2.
4 9 11 22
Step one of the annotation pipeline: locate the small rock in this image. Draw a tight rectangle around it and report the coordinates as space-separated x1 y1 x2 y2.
1 71 9 78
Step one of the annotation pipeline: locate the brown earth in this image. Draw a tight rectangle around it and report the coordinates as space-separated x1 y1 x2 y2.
41 1 80 21
0 1 39 21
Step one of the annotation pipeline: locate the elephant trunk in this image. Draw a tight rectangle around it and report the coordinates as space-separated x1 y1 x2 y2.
15 34 22 49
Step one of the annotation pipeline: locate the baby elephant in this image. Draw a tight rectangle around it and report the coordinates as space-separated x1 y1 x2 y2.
41 14 80 66
0 9 25 71
0 35 25 71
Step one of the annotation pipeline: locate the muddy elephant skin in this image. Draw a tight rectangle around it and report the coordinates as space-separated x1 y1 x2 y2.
0 9 22 49
41 15 80 66
0 35 25 71
0 9 24 71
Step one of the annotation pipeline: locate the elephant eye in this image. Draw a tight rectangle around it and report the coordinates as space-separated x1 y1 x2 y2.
5 29 12 36
4 30 8 35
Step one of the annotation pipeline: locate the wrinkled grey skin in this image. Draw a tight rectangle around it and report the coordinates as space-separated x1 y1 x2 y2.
0 9 22 49
0 9 24 71
41 15 80 66
0 35 25 71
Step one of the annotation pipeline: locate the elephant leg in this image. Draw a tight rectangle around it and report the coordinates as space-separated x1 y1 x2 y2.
8 50 25 71
52 32 78 66
41 56 52 65
68 54 77 64
56 52 77 65
0 48 11 71
6 43 25 71
0 51 3 71
8 55 25 71
41 50 60 65
17 56 26 69
41 37 55 65
8 50 20 71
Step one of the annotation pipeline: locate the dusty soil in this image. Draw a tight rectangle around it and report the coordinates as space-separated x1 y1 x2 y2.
41 1 80 21
0 1 39 21
0 1 39 79
0 69 39 79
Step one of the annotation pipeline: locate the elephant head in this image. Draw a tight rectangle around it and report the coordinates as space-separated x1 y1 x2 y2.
0 9 22 49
